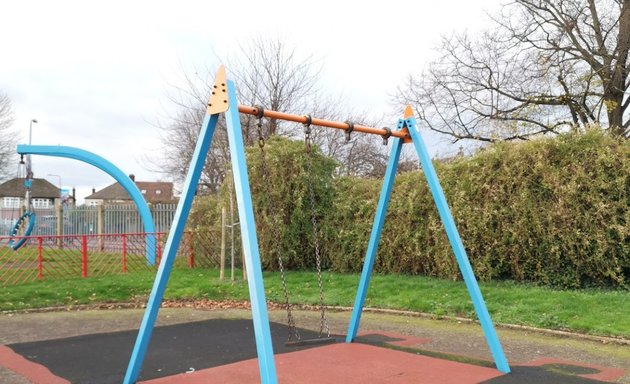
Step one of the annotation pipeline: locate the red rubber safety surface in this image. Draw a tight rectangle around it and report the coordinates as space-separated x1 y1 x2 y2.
140 343 503 384
0 318 625 384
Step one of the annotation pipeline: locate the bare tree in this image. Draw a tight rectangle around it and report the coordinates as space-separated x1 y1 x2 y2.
158 35 404 188
158 92 230 194
157 37 324 193
282 90 393 177
229 36 323 141
0 92 17 179
397 0 630 142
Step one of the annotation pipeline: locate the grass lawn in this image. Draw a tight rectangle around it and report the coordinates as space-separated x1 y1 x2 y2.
1 268 628 339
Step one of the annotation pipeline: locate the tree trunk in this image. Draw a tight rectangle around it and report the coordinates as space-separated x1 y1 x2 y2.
608 0 630 136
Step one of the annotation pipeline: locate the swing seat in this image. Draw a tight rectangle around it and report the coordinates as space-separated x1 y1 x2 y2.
285 336 337 347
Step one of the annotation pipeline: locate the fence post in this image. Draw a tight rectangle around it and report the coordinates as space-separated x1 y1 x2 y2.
81 235 88 278
97 205 105 251
187 231 195 268
122 234 128 273
220 206 226 280
242 247 247 281
56 203 63 248
156 232 162 265
37 237 43 279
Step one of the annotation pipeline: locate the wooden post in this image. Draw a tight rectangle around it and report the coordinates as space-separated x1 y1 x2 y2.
220 206 226 281
187 231 195 268
230 188 235 281
56 203 63 248
242 246 247 281
97 204 105 251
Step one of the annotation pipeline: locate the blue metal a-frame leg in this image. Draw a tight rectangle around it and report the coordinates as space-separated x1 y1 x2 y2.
346 107 510 374
346 123 403 342
123 67 277 383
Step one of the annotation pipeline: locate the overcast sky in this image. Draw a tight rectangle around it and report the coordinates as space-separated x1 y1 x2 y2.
1 0 502 203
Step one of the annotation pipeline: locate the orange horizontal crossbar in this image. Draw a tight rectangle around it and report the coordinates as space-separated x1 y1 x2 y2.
238 105 412 143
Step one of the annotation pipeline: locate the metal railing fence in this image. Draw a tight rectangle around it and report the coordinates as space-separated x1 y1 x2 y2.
0 231 220 286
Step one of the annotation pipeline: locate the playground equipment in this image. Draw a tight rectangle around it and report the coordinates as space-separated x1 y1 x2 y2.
8 154 36 250
11 145 157 265
254 111 334 347
124 65 511 384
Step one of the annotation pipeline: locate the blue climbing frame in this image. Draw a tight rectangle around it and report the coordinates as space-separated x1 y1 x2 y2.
124 67 509 384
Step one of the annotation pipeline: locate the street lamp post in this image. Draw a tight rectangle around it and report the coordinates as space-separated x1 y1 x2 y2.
24 119 38 212
29 119 38 145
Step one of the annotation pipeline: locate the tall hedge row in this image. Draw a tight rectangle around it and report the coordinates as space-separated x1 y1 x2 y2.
188 130 630 289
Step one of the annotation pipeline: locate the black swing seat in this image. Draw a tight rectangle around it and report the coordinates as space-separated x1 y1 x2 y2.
285 336 337 347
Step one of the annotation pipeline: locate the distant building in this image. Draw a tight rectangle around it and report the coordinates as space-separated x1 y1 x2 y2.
84 174 175 206
0 178 64 210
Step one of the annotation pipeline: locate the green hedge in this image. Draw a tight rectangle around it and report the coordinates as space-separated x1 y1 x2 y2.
189 130 630 289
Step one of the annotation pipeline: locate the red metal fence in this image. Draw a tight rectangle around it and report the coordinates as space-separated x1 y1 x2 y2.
0 232 221 286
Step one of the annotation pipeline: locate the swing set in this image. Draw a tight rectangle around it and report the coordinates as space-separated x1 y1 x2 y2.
121 65 510 383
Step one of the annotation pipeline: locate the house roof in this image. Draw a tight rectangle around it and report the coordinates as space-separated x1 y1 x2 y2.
85 180 175 203
0 178 59 199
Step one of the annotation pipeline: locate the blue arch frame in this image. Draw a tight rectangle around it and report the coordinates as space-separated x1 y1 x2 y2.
16 145 156 265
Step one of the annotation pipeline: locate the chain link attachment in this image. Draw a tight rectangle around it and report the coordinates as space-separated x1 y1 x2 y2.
255 105 266 149
344 121 354 142
381 127 392 145
303 114 313 153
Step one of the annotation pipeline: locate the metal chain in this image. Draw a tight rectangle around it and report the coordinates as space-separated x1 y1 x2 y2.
303 122 331 338
23 154 33 212
256 115 300 342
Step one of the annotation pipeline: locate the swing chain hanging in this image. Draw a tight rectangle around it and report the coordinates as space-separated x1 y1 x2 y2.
255 105 266 149
302 117 331 338
255 108 300 343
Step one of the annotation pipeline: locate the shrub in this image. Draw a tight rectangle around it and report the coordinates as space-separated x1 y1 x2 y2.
189 129 630 289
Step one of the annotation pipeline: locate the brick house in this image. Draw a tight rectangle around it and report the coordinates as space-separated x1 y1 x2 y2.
84 174 175 206
0 178 62 210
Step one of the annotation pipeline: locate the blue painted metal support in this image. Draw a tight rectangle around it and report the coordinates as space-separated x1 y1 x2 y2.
346 134 403 343
123 113 219 384
224 79 277 383
404 116 511 373
16 145 156 265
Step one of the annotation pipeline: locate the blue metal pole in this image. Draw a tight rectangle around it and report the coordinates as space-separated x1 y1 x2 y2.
346 134 403 343
405 115 510 373
16 145 156 265
224 79 277 383
123 113 219 384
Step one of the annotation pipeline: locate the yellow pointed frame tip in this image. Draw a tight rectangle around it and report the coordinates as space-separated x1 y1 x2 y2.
404 105 414 118
207 65 229 114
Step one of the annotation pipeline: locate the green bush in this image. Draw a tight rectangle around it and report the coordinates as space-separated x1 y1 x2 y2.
190 130 629 289
218 136 337 270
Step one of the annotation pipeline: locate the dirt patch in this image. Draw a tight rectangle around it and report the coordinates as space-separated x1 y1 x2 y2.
0 305 628 383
